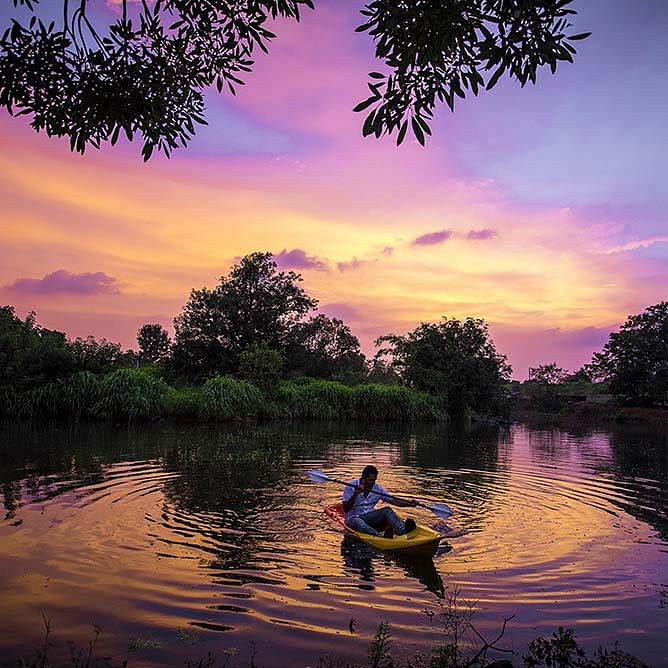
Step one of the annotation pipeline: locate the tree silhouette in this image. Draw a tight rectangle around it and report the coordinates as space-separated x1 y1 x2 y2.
0 0 590 158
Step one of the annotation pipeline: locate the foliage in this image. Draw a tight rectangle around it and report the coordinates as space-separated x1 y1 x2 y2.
524 363 568 413
200 375 266 420
529 363 567 385
276 380 446 422
287 314 367 381
137 323 171 364
0 305 74 388
0 1 589 157
0 0 313 160
376 317 512 415
355 0 590 146
69 335 131 374
368 621 394 668
90 368 169 421
587 302 668 407
170 252 317 382
165 386 202 419
524 627 648 668
239 342 285 394
367 358 401 385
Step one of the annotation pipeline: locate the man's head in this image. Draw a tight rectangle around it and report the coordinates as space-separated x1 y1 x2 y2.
360 465 378 489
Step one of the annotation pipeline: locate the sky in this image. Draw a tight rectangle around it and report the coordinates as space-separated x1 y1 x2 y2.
0 1 666 378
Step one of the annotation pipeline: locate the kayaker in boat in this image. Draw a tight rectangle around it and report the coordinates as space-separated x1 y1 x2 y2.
342 465 417 539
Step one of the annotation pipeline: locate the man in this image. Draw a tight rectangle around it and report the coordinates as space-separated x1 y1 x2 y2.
342 465 417 538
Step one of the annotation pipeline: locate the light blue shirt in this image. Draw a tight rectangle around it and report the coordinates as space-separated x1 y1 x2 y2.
342 478 389 522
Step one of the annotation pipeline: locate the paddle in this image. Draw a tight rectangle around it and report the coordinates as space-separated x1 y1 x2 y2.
306 469 453 520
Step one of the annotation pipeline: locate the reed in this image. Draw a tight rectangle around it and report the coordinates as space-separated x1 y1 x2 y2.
200 376 266 420
90 369 169 421
1 374 446 423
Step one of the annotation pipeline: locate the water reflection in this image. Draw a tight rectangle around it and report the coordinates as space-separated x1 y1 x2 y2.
340 535 447 597
0 419 667 666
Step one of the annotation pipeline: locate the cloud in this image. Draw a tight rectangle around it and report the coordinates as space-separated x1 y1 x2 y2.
381 246 394 256
602 234 668 255
273 248 327 271
6 270 119 296
411 229 454 246
337 257 366 272
466 228 497 240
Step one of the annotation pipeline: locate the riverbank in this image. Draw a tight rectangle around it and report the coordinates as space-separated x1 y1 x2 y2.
0 368 448 423
513 401 668 427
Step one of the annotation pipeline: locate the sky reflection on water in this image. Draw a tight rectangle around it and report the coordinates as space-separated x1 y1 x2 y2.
0 420 667 666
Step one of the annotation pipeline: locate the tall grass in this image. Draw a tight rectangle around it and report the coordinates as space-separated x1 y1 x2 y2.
91 369 169 420
200 376 266 420
1 374 447 423
276 380 447 422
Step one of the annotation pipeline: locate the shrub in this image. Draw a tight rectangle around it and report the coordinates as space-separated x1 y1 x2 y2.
165 386 202 419
91 368 169 421
200 376 266 420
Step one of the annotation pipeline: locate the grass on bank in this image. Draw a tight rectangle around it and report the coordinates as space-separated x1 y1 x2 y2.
0 369 448 423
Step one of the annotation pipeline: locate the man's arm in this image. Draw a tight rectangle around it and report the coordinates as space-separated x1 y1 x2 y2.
342 484 361 513
387 496 418 508
380 486 417 508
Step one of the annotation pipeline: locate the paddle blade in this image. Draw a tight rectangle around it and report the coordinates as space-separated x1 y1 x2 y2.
426 502 453 519
306 469 332 483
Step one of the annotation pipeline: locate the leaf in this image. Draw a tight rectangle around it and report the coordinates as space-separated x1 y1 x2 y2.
362 110 377 137
368 72 385 80
396 120 408 146
353 96 377 113
411 117 425 146
567 32 592 41
485 64 505 90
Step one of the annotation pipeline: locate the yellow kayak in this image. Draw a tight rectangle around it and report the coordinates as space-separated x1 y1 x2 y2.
325 503 444 557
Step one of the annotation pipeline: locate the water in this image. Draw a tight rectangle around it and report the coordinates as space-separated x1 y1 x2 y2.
1 420 667 666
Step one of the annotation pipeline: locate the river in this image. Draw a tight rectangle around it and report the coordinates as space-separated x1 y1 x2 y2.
1 420 666 666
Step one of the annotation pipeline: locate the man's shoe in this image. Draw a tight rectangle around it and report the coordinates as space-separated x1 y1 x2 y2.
404 518 416 533
383 527 394 539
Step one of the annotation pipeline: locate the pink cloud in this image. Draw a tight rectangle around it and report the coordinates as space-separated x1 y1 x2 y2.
337 257 366 272
273 248 327 271
603 234 668 255
411 229 454 246
5 270 119 296
466 228 497 240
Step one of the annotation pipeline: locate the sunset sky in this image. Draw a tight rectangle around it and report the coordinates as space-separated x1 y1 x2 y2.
1 0 666 378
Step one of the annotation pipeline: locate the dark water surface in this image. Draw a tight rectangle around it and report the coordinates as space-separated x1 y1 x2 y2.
1 420 667 666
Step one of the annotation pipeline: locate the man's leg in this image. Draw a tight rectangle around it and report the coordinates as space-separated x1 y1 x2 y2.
361 507 408 535
347 514 382 536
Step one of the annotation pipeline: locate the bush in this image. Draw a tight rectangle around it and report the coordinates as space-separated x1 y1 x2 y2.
274 380 447 422
91 368 169 421
165 386 202 419
200 376 267 420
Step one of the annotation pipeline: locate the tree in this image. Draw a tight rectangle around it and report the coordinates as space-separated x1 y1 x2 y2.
69 335 128 375
375 316 511 414
587 302 668 406
287 314 367 381
238 342 284 393
0 1 590 159
528 363 567 385
170 252 318 381
0 305 73 388
137 323 171 364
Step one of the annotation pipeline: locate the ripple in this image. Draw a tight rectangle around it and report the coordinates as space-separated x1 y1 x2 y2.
0 422 666 667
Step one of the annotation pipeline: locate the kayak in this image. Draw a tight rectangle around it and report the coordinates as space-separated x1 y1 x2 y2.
324 503 444 557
